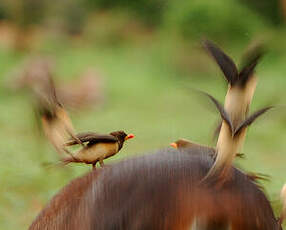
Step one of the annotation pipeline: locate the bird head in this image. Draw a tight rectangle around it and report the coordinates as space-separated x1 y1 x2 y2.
110 130 135 143
170 139 190 149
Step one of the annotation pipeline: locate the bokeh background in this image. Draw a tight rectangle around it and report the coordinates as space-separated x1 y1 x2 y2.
0 0 286 229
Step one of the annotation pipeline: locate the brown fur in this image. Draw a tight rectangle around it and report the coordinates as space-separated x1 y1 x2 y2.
29 148 280 230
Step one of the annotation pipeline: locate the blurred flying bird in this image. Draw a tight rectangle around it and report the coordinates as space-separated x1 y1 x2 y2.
201 40 269 181
9 57 106 157
203 40 263 138
204 93 272 180
38 76 84 157
63 131 134 169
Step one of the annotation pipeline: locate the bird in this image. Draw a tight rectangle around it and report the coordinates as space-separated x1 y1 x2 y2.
203 40 263 144
62 130 135 169
203 40 263 128
40 100 84 157
35 71 84 157
9 57 83 156
170 139 244 158
201 40 269 181
203 92 272 180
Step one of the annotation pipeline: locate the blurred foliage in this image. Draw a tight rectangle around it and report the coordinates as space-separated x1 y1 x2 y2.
85 0 166 26
0 0 284 41
45 0 88 35
1 0 47 27
163 0 270 42
239 0 283 25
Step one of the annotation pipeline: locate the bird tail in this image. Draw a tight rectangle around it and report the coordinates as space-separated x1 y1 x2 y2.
60 156 84 165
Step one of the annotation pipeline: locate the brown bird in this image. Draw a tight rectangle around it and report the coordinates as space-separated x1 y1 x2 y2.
40 101 83 156
170 139 244 158
63 131 135 169
36 72 83 157
9 57 83 156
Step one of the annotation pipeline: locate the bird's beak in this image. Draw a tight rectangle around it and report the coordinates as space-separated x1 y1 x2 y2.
125 134 135 140
170 142 178 148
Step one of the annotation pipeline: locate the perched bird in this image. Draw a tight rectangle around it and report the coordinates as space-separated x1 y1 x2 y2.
63 131 135 169
170 139 244 158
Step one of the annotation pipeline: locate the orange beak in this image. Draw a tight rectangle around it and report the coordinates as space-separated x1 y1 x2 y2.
170 142 178 148
125 133 135 140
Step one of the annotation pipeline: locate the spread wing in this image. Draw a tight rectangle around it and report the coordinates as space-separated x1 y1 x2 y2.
65 132 117 146
203 40 238 85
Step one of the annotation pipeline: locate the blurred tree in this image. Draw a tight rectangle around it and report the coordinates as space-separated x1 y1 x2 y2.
0 0 48 51
46 0 88 36
84 0 166 26
281 0 286 23
239 0 283 25
0 2 8 20
163 0 268 43
2 0 47 27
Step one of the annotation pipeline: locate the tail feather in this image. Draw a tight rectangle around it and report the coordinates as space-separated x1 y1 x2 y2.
246 172 270 182
61 157 84 165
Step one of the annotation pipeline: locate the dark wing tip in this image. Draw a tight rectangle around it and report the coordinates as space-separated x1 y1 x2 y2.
201 91 234 134
202 39 238 85
238 45 265 87
234 106 273 136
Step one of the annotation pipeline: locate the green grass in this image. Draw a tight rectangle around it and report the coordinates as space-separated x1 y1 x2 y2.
0 35 286 229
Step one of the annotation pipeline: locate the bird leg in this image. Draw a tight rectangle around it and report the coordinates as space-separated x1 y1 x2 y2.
99 158 105 168
92 163 97 170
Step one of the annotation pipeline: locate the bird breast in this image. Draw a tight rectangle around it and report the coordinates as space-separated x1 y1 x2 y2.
75 142 119 163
